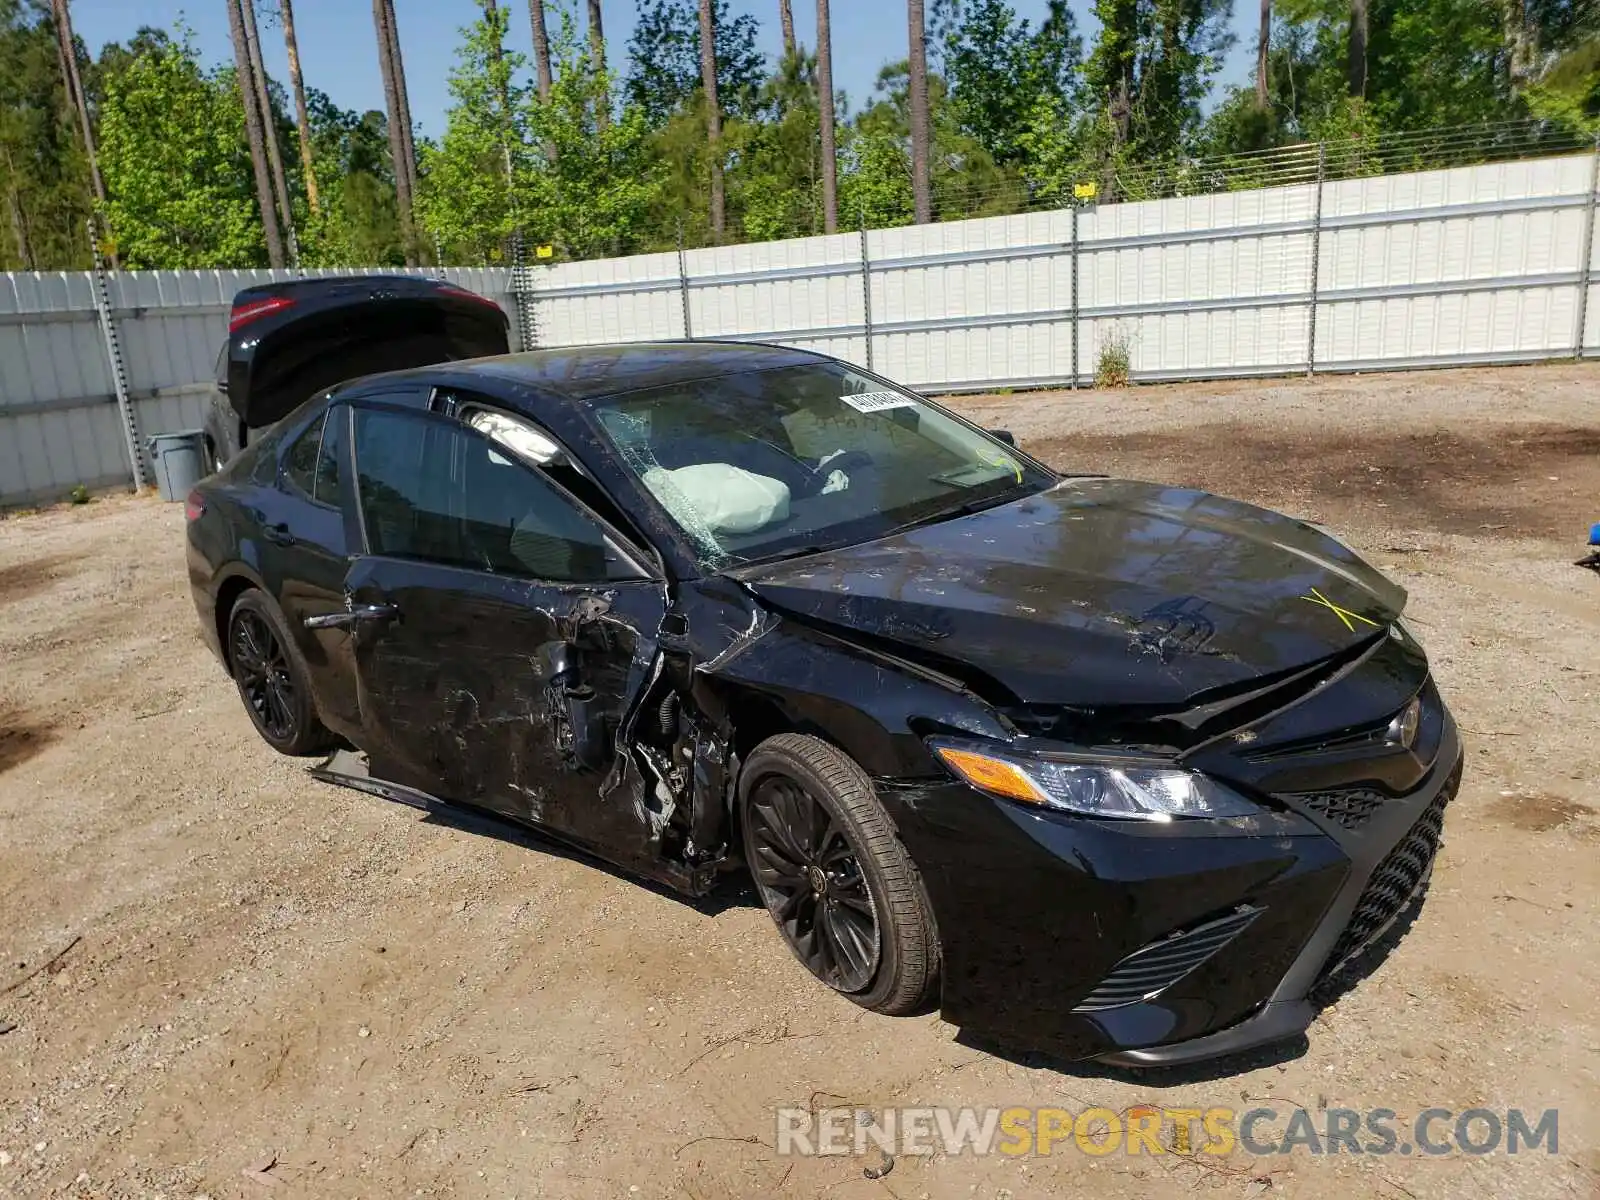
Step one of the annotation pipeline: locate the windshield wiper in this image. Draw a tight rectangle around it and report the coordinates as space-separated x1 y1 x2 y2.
732 543 834 567
882 485 1028 538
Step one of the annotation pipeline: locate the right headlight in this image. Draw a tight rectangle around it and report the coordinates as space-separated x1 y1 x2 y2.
928 739 1260 822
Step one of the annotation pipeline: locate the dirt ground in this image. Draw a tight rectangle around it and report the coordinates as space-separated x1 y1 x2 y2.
1 363 1598 1200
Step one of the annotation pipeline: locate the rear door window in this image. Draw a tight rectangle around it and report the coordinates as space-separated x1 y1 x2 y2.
282 411 325 497
313 406 345 506
350 406 647 582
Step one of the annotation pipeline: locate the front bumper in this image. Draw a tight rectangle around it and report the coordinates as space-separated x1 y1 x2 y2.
877 709 1462 1067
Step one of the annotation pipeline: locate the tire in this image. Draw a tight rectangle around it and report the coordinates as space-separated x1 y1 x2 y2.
740 733 940 1016
226 589 335 757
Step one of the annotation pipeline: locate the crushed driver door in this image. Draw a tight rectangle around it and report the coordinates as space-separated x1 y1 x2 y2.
324 401 670 866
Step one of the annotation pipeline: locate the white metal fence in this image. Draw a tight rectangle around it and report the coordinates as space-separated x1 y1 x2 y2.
3 151 1597 507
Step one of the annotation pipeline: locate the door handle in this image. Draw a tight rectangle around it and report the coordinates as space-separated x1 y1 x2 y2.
304 602 400 630
263 523 296 546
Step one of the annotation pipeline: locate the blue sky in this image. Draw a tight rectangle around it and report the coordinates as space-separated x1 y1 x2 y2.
69 0 1255 139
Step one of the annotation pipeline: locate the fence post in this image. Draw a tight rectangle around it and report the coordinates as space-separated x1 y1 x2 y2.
1305 142 1327 376
88 218 145 491
510 229 538 352
1574 134 1600 360
1069 204 1080 389
677 221 694 340
859 207 874 371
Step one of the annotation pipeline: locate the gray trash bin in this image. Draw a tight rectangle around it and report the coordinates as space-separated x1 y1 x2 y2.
146 430 207 502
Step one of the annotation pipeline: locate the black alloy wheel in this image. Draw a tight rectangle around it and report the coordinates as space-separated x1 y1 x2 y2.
745 772 881 993
739 733 940 1016
230 606 298 744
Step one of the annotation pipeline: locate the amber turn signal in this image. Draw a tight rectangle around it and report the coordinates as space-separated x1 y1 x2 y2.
932 745 1047 805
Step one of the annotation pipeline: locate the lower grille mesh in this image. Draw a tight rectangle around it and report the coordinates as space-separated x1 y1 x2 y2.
1294 787 1388 829
1318 767 1459 982
1073 906 1262 1012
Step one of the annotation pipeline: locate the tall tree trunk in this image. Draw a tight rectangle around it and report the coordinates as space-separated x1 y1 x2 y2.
817 0 838 233
382 0 419 207
528 0 553 102
779 0 796 58
242 0 296 263
228 0 285 267
49 0 114 265
587 0 609 131
1347 0 1368 98
698 0 725 241
279 0 319 217
372 0 416 265
907 0 932 224
1256 0 1271 110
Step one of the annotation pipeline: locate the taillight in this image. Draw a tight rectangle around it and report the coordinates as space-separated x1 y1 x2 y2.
184 491 206 521
228 295 296 332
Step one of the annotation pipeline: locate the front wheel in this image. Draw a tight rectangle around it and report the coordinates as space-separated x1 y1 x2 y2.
740 733 940 1016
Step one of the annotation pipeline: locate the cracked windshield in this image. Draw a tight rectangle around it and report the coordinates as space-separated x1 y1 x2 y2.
588 364 1049 567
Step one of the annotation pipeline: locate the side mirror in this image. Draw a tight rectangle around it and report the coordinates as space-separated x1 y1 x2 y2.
988 428 1016 447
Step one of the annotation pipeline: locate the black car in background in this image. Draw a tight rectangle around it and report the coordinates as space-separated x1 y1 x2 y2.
184 318 1461 1068
202 275 510 472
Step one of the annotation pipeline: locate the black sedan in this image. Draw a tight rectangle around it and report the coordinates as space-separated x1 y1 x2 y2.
186 288 1460 1067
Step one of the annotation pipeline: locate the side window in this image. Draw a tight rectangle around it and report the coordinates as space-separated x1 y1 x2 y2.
454 399 650 556
282 411 325 497
351 406 642 583
313 406 344 506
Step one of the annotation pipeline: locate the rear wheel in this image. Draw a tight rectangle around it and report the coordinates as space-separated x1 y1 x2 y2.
740 733 940 1016
227 590 333 756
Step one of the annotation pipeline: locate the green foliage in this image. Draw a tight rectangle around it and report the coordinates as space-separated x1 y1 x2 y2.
5 0 1600 273
1202 0 1600 160
0 0 93 270
1082 0 1233 177
624 0 765 123
936 0 1080 168
300 94 403 266
417 6 527 263
97 26 265 268
734 53 824 241
841 62 1023 229
522 21 666 258
420 6 664 262
1526 36 1600 133
68 483 90 505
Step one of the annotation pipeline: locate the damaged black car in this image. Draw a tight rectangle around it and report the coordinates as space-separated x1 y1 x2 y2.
186 280 1462 1068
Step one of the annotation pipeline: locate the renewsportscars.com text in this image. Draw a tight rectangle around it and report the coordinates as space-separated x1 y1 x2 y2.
775 1105 1559 1158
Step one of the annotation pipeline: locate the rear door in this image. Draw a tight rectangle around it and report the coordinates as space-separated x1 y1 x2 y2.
332 402 669 861
260 403 362 738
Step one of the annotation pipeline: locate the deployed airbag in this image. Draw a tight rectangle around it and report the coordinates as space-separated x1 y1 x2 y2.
642 463 791 534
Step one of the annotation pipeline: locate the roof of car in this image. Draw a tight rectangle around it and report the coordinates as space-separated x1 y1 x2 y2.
377 340 829 404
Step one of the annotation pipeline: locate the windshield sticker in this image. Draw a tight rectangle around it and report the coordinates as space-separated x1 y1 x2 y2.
840 390 917 414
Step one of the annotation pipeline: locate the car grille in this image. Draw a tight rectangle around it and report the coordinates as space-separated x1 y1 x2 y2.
1072 905 1263 1012
1317 767 1459 983
1292 786 1389 830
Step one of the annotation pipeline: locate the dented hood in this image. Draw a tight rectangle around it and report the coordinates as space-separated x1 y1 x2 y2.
731 479 1406 708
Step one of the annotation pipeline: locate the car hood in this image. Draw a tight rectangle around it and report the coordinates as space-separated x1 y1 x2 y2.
729 479 1406 708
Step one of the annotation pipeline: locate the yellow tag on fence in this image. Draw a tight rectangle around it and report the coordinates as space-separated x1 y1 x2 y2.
535 244 554 259
1072 181 1098 201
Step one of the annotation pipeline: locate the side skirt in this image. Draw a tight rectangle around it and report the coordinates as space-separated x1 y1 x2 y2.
309 749 721 897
